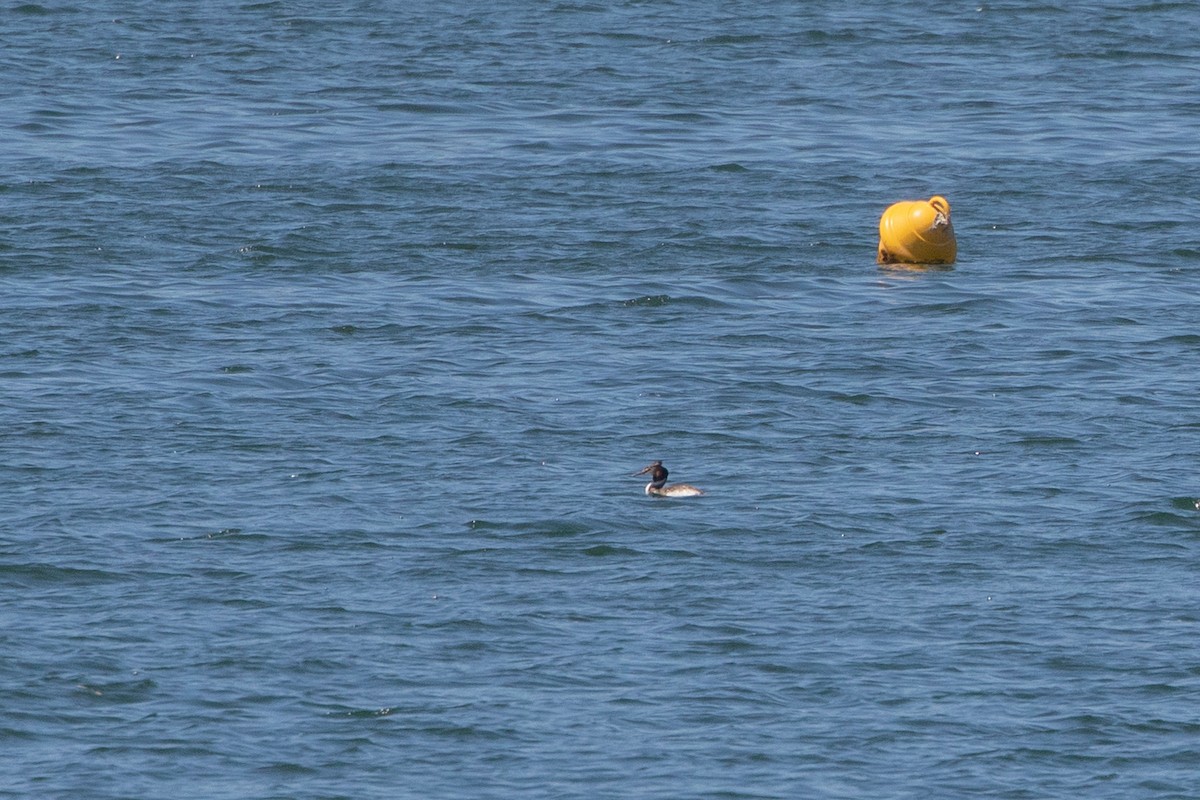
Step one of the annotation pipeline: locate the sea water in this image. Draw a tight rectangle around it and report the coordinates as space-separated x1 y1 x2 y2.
3 2 1199 798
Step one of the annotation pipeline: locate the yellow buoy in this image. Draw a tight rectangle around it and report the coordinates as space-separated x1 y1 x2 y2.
877 195 956 265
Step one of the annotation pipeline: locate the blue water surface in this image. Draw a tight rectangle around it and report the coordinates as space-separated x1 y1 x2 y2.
3 2 1200 798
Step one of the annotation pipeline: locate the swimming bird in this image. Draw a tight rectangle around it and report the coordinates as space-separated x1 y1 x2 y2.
634 460 705 497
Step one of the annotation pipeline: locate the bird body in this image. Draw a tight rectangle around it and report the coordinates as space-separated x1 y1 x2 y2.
634 461 705 498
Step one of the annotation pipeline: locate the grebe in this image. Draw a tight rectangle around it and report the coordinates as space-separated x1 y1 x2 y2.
634 461 705 497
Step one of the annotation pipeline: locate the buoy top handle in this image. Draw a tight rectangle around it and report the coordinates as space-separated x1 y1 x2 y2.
928 196 951 217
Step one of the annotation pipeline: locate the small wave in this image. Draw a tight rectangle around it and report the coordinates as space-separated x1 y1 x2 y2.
621 294 671 307
1170 496 1200 512
618 294 732 311
702 34 765 45
375 102 467 115
164 528 269 543
0 563 128 587
329 706 398 719
582 544 641 557
75 678 157 703
1014 435 1083 448
257 762 319 776
1128 499 1200 529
